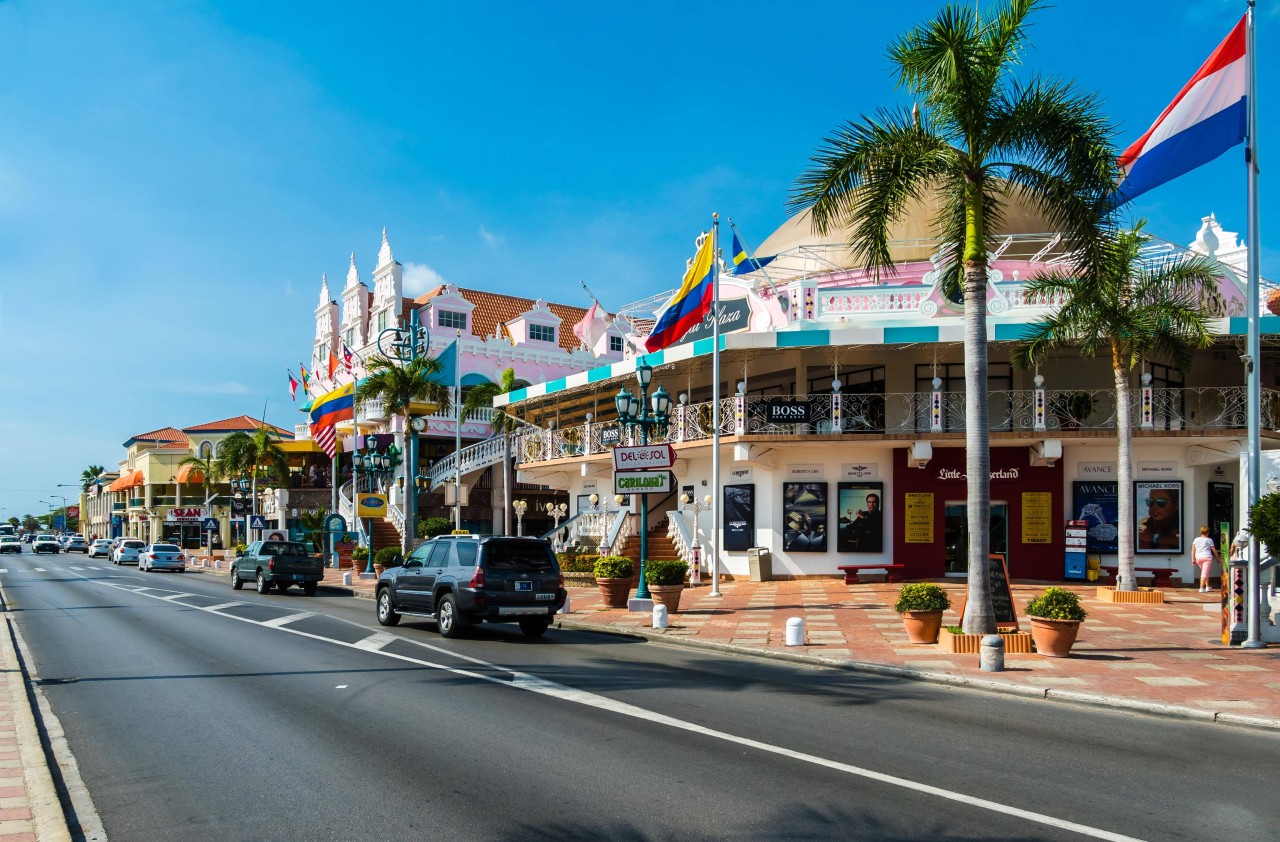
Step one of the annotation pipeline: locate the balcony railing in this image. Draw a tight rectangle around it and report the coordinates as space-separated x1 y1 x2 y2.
506 385 1276 467
128 498 146 509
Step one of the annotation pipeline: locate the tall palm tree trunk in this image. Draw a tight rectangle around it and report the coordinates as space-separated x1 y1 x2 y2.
1113 344 1136 591
962 257 995 633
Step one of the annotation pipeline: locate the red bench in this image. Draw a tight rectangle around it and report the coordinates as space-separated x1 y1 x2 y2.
1100 566 1177 588
837 564 906 585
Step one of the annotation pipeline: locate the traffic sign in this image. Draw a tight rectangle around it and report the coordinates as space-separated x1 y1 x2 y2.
612 444 676 472
249 515 267 530
202 518 219 531
614 470 672 495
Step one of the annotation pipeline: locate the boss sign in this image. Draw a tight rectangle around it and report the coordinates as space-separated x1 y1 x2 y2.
612 444 676 471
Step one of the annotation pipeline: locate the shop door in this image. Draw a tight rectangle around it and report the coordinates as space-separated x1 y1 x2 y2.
943 502 1009 575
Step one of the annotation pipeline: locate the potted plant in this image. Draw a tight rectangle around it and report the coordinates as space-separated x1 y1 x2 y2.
1025 587 1087 657
351 546 369 571
593 556 634 608
373 546 402 576
894 583 951 644
1049 391 1094 430
644 559 690 614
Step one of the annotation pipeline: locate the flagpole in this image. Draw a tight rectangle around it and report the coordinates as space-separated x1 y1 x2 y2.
1243 0 1265 648
727 218 788 312
454 328 463 532
710 213 723 598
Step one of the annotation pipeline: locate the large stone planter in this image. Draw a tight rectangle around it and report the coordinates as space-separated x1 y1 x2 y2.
648 584 684 614
596 577 632 609
1029 617 1082 657
900 610 944 644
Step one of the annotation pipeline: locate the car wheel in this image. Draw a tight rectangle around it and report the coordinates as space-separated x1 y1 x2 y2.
436 593 467 639
376 589 400 626
230 567 243 590
302 582 317 596
519 618 551 638
256 571 270 595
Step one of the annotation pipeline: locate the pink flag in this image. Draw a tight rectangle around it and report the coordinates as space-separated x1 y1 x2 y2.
572 301 610 355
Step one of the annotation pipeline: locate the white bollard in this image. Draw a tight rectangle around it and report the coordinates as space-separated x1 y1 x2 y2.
785 616 806 646
559 592 572 615
214 560 221 570
652 603 669 629
980 634 1006 672
342 572 351 587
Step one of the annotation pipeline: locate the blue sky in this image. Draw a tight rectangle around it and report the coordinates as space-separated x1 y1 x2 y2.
0 0 1275 520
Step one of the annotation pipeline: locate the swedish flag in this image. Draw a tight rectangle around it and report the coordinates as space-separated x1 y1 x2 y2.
731 231 776 276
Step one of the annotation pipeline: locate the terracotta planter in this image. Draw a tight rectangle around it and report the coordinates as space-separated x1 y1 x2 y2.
373 564 386 577
1029 617 1082 657
900 610 944 644
596 577 632 608
648 583 684 614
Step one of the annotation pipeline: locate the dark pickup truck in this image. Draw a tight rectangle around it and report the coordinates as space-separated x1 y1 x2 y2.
231 540 324 595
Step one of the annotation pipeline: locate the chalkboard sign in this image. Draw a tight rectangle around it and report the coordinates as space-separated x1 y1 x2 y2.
988 553 1019 629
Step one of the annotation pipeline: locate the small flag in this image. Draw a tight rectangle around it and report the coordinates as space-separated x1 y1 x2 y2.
572 301 611 355
342 343 354 372
644 231 716 353
298 364 311 392
1114 16 1247 205
436 340 458 386
731 230 776 276
288 370 299 401
328 350 340 379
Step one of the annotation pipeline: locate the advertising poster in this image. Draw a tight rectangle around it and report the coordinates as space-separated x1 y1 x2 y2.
1020 491 1053 544
903 493 934 543
1135 480 1183 554
723 484 755 552
782 482 827 552
1072 481 1119 553
837 482 884 553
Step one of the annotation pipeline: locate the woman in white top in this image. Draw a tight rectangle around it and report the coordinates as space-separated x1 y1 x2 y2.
1191 526 1221 593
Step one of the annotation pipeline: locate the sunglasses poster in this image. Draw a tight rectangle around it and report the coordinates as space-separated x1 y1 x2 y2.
782 482 828 552
1135 481 1183 554
1072 481 1119 553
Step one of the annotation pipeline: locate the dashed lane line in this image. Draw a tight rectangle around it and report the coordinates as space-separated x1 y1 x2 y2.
352 632 398 652
71 575 1146 842
204 601 245 612
260 611 316 628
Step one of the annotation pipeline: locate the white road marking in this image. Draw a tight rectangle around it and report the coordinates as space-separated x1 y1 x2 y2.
32 568 46 573
0 570 7 574
204 601 245 612
352 632 397 652
260 612 315 628
335 684 348 689
158 593 195 602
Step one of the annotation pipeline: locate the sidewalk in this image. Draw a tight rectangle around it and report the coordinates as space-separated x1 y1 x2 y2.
189 561 1280 726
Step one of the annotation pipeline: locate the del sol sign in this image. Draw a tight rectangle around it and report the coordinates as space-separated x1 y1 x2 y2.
612 444 675 471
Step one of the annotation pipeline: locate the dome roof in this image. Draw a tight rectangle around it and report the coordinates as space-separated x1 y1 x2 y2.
756 189 1061 268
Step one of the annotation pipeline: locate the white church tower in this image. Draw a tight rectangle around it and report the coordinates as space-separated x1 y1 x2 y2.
368 228 404 338
340 252 370 352
313 273 339 383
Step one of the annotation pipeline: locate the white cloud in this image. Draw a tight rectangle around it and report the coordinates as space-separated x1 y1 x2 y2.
479 225 505 250
403 261 448 295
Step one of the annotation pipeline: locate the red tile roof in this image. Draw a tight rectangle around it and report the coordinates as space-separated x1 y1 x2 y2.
127 426 187 444
182 416 292 437
407 287 603 353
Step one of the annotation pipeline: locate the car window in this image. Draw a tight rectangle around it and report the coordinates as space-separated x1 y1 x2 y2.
427 542 451 568
455 541 478 567
404 543 431 568
123 541 145 549
152 544 180 552
481 541 556 572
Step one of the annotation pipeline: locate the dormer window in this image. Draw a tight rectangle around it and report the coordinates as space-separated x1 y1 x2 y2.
609 335 624 353
530 324 556 343
439 310 467 330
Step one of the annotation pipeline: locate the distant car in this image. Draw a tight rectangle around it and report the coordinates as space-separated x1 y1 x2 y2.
22 534 33 544
65 536 88 553
0 536 21 554
112 539 147 565
32 535 60 554
139 544 187 572
88 539 112 558
230 540 323 595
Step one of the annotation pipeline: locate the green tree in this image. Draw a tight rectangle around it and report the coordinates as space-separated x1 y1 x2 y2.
21 515 38 533
216 426 289 485
80 464 105 492
356 354 452 548
1013 223 1220 590
461 368 519 535
176 454 222 505
297 510 328 554
789 0 1113 633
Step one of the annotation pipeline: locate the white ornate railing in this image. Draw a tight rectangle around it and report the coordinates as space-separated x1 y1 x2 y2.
667 510 693 566
388 501 406 544
606 510 633 557
428 435 511 489
338 480 366 546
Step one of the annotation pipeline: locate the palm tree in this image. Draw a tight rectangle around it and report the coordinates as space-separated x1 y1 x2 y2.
789 0 1113 633
177 454 222 505
21 515 38 533
5 517 18 530
216 427 289 485
80 465 105 492
356 354 452 548
462 368 519 535
297 510 329 554
1012 223 1221 590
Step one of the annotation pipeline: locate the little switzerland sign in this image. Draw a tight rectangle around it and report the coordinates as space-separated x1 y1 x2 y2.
614 471 672 495
612 444 676 471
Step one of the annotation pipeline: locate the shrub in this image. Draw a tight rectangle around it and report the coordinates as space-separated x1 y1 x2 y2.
234 543 248 556
643 559 689 586
894 583 951 613
352 546 369 561
593 556 634 579
1246 491 1280 555
557 552 598 574
417 517 453 539
1025 587 1087 621
373 546 402 569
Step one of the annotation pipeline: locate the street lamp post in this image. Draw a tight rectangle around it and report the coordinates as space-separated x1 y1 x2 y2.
545 501 567 549
613 360 672 601
680 493 713 585
513 499 528 537
357 437 401 574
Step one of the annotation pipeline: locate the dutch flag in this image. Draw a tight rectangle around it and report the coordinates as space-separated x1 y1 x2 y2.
1115 16 1247 206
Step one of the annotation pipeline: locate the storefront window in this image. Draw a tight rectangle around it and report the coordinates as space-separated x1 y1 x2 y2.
943 501 1008 575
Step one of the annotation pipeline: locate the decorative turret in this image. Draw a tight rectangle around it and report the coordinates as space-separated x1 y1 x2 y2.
341 253 370 350
318 272 332 308
376 227 394 270
314 273 340 375
370 229 404 336
344 252 360 289
1190 213 1247 273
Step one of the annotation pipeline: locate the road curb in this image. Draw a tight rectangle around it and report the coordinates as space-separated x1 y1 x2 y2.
552 616 1280 732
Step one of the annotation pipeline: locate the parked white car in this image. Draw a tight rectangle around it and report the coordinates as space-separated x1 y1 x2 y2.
65 535 88 553
88 539 112 558
139 544 187 572
112 539 147 565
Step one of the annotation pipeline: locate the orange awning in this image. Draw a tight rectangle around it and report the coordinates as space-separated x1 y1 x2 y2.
176 465 205 484
108 470 144 491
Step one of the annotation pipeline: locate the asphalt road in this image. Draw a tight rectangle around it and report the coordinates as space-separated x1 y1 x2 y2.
2 548 1277 841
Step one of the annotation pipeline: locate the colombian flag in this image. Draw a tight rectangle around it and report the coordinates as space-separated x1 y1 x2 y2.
643 232 716 353
308 382 355 458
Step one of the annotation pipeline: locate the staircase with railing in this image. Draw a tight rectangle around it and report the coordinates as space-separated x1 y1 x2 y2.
666 510 693 566
428 435 511 490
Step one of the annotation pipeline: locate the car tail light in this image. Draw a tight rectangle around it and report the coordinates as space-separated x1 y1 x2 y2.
558 573 564 588
268 558 275 570
468 565 484 588
177 554 185 561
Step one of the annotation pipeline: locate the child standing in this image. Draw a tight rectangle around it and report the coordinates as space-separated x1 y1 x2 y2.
1192 526 1221 593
